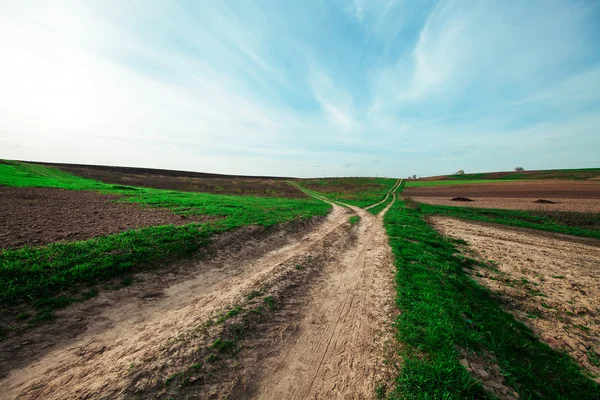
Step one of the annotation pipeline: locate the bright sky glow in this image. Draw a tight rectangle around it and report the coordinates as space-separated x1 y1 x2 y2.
1 1 599 177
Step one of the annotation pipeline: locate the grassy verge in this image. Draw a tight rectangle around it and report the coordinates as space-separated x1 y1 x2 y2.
1 224 214 319
383 200 600 399
297 177 397 207
0 161 330 322
418 203 600 240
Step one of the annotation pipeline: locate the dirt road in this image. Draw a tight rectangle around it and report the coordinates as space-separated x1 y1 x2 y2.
1 193 397 398
365 179 402 211
244 203 396 399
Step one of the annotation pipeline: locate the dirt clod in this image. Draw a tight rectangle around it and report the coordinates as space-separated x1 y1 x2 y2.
451 197 474 202
534 199 557 204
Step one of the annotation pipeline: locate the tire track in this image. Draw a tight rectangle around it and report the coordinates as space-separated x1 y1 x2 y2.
0 205 352 399
365 179 402 211
1 184 399 399
244 194 397 399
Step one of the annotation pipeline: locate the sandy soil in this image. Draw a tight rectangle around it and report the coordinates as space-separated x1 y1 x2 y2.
0 194 398 399
430 217 600 380
412 196 600 213
0 187 211 249
404 180 600 199
243 202 397 399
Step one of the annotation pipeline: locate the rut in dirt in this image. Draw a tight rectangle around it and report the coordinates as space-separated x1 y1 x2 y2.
0 193 398 400
240 201 398 399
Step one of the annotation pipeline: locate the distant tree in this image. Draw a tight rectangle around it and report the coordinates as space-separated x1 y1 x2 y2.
514 166 525 172
412 174 417 179
454 170 465 176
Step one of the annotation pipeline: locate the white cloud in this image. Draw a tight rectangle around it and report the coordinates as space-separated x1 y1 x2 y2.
0 0 598 178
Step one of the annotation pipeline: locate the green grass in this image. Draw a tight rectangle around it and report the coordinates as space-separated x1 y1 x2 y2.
421 168 600 182
0 160 107 190
297 177 397 207
368 180 405 215
0 161 330 317
349 215 360 225
419 203 600 240
0 161 330 226
216 306 243 324
368 195 394 215
383 200 600 399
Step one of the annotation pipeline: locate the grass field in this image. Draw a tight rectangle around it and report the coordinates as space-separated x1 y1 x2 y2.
421 168 600 181
298 177 397 207
384 200 600 399
0 161 330 324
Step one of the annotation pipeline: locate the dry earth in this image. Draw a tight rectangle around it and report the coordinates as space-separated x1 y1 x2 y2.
412 196 600 213
404 180 600 199
430 217 600 381
242 203 397 399
0 194 398 399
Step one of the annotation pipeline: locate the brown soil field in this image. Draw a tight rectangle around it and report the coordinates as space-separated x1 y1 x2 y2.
0 193 398 399
0 187 212 249
413 196 600 213
431 217 600 381
404 180 600 199
39 162 306 198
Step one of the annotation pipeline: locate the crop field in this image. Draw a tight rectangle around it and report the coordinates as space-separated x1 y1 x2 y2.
1 163 599 399
405 179 600 213
37 161 306 198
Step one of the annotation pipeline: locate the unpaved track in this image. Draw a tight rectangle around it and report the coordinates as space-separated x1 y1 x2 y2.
1 193 397 399
245 200 397 399
365 179 401 211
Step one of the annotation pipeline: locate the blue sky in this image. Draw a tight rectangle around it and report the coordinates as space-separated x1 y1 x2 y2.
1 0 599 178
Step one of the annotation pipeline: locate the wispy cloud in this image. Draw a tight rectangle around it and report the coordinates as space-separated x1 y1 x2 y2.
0 0 599 177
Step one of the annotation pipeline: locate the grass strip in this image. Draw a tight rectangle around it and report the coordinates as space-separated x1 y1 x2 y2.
383 200 600 399
419 203 600 240
1 224 214 309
